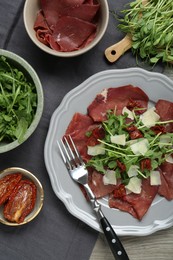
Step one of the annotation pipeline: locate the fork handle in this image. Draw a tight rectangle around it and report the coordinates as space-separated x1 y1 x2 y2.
84 184 129 260
100 216 129 260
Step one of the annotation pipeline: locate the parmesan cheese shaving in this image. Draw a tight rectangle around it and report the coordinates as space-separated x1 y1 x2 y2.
140 107 160 127
87 143 105 156
110 134 126 146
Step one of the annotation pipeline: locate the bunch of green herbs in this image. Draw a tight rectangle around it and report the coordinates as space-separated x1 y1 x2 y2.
0 56 37 143
117 0 173 64
87 110 173 185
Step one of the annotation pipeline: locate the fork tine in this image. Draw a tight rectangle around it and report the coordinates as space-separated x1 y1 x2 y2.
57 140 67 164
57 139 73 170
68 135 84 165
64 136 75 161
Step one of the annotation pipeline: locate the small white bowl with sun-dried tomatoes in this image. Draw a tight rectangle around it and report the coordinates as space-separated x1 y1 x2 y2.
0 167 44 226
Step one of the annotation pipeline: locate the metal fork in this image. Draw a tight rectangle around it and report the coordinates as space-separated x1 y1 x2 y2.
57 135 129 260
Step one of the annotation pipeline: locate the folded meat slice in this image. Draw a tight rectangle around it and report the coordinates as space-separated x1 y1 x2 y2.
40 0 99 27
47 16 96 52
109 179 159 220
155 99 173 199
88 85 149 122
155 99 173 132
34 10 51 45
158 162 173 200
88 171 117 198
65 112 94 162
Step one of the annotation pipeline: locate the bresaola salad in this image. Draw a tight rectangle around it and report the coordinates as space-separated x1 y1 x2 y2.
34 0 100 52
65 85 173 220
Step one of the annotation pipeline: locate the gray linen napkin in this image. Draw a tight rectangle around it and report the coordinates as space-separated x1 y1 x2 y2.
0 0 163 260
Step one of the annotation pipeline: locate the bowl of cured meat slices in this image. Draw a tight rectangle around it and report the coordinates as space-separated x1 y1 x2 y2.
0 167 44 226
44 68 173 236
23 0 109 57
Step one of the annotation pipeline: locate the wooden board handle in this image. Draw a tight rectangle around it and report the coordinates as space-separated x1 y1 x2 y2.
105 34 132 63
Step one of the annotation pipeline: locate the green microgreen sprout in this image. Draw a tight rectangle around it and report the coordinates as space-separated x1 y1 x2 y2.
115 0 173 65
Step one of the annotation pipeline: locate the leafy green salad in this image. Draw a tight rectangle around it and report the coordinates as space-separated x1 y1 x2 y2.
86 106 173 194
0 56 37 143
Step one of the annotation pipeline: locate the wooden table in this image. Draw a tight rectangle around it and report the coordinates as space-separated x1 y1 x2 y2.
90 66 173 260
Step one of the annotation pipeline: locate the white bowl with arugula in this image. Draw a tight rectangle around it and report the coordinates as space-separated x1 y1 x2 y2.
0 49 43 153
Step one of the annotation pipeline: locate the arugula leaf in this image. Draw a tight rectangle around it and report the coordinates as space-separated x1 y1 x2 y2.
86 109 173 184
0 56 37 143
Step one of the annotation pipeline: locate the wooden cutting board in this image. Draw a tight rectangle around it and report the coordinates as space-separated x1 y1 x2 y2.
105 0 147 63
105 34 132 63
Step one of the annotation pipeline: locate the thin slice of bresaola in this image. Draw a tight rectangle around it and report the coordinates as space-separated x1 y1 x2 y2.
65 112 95 162
155 99 173 199
47 16 96 52
87 86 149 122
155 99 173 132
88 170 117 198
109 179 159 220
158 162 173 200
40 0 99 27
34 10 51 45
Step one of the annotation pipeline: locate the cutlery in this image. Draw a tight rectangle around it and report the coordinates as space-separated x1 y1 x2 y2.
57 135 129 260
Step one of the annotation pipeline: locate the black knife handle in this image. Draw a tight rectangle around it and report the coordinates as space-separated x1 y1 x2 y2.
100 216 129 260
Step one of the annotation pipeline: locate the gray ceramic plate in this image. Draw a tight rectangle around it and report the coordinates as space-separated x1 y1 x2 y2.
44 68 173 236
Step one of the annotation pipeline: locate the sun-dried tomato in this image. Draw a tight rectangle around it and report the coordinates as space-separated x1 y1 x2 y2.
0 173 22 206
87 126 105 146
130 130 143 139
117 160 126 172
140 158 152 171
127 98 146 115
4 179 37 223
150 125 166 135
113 184 126 198
126 125 143 139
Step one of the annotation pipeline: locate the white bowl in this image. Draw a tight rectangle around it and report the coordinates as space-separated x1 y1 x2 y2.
0 49 44 153
23 0 109 57
0 167 44 226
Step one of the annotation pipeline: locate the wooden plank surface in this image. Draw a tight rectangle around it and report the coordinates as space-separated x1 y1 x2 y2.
90 66 173 260
90 227 173 260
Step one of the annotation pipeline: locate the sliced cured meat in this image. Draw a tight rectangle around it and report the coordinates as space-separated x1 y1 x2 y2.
109 194 138 219
88 171 116 198
35 0 100 52
109 179 158 220
65 113 94 162
34 11 51 45
158 162 173 200
40 0 99 27
155 100 173 200
155 99 173 132
88 86 149 122
34 10 49 30
47 16 97 52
